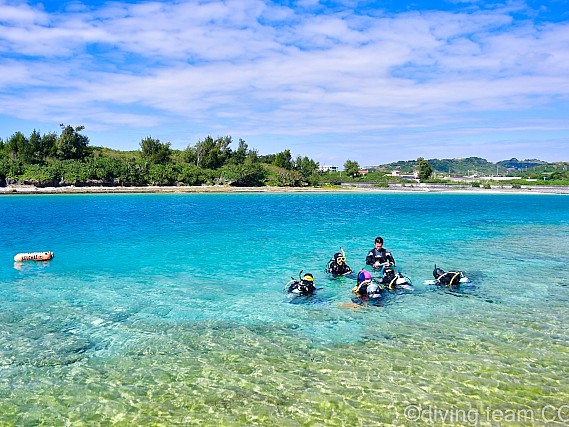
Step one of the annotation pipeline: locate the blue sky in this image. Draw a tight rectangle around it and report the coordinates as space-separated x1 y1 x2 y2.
1 0 568 165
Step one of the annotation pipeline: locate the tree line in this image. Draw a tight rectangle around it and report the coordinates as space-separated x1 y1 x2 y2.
0 125 330 187
8 124 564 188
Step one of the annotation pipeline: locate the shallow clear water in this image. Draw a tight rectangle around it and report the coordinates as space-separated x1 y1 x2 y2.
1 193 568 426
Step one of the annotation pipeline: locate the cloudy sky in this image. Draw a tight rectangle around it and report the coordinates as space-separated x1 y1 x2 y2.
1 0 568 165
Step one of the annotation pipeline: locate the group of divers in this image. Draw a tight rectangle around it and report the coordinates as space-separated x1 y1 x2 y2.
285 236 470 304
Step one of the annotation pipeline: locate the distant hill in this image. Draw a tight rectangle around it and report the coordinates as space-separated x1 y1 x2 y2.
496 158 547 170
372 156 550 176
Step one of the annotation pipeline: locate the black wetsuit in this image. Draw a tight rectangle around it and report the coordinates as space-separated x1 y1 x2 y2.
365 248 395 267
378 268 402 289
354 275 382 298
433 267 462 287
288 280 316 295
328 261 352 275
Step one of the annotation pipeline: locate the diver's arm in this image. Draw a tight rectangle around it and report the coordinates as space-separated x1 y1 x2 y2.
329 262 338 274
287 281 298 293
365 251 375 266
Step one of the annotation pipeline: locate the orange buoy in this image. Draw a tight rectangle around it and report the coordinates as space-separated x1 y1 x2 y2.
14 251 54 262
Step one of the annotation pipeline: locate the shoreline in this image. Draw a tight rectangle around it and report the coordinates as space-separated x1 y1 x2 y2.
1 183 569 195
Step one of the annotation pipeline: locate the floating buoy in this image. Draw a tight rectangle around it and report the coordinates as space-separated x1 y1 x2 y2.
14 251 54 262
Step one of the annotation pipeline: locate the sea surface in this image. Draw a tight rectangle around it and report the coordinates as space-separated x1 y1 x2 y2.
1 192 568 426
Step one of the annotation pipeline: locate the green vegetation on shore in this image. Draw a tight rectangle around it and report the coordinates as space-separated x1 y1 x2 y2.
0 126 325 187
375 156 569 184
1 125 568 187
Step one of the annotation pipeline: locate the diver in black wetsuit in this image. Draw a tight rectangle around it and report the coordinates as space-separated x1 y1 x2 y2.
327 252 352 276
433 265 464 287
376 266 411 290
377 267 399 289
365 236 395 270
352 269 382 299
287 272 316 296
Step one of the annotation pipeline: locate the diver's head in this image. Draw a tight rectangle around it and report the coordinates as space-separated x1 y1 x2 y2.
374 236 384 250
301 273 314 285
358 270 372 283
334 252 345 264
433 264 445 278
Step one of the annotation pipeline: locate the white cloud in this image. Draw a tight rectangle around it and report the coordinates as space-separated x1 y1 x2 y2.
0 0 567 163
0 1 49 25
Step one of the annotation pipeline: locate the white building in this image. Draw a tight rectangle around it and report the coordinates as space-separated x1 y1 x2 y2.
391 170 418 179
319 165 338 172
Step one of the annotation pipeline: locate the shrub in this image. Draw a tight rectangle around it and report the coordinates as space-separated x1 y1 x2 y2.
177 165 208 186
219 164 267 186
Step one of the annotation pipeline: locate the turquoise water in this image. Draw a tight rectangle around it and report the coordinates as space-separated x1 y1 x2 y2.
1 192 568 426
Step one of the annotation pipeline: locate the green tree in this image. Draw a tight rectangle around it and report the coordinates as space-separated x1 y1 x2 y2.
0 155 10 180
229 138 248 165
39 132 58 160
55 124 90 160
140 136 172 164
6 131 38 164
28 130 43 163
194 136 232 169
344 160 360 178
417 157 433 181
215 136 233 166
182 145 197 164
245 149 259 165
273 149 293 170
295 155 319 182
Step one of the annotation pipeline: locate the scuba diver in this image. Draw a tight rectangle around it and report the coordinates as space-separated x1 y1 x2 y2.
432 265 469 287
326 249 353 276
365 236 395 270
286 271 317 296
352 269 383 300
377 266 413 291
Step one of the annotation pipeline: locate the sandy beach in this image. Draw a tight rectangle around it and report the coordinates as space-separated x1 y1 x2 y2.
1 182 569 194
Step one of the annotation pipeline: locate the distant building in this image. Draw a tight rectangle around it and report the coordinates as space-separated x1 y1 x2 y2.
358 169 369 175
392 170 418 180
402 171 419 180
444 176 522 182
319 165 338 172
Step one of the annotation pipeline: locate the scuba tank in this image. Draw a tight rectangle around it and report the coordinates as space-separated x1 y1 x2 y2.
285 271 316 296
352 270 383 299
325 247 352 275
380 267 413 291
431 265 469 287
